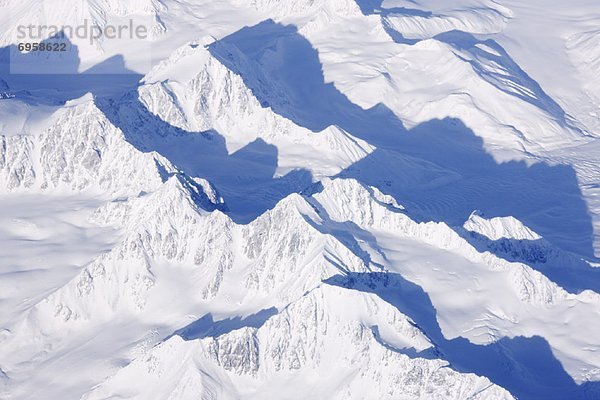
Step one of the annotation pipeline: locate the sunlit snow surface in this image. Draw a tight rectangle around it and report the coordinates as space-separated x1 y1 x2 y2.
0 195 120 326
1 0 600 399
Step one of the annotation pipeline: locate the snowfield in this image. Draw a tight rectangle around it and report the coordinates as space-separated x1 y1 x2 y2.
0 0 599 399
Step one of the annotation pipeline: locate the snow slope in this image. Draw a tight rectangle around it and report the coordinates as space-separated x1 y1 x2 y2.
1 0 600 399
83 285 512 400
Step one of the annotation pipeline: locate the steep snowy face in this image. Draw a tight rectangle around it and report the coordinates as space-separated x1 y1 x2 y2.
10 186 366 336
0 174 376 399
14 176 223 328
110 38 374 222
0 101 174 195
226 0 576 157
0 135 35 190
138 39 373 161
463 212 542 241
82 285 513 400
310 178 600 390
2 0 600 399
3 173 597 399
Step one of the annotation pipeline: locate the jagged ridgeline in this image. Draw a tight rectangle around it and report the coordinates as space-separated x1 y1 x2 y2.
1 0 600 399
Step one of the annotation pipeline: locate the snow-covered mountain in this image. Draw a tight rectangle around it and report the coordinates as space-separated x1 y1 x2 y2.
1 0 600 399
